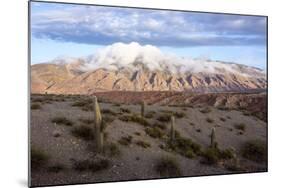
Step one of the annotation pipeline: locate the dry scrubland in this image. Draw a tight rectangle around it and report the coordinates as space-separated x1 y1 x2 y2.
30 93 267 187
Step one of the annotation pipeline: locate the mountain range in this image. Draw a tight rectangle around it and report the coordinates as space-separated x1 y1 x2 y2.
31 42 267 94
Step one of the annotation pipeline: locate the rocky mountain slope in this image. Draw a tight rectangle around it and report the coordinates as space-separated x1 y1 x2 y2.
31 42 267 94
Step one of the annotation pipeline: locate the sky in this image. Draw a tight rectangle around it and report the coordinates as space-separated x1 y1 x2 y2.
30 1 267 69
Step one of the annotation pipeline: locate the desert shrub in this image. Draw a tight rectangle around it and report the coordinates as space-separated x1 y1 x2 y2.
190 122 195 126
105 143 121 157
52 116 73 126
135 140 151 148
79 118 94 124
168 136 201 158
81 105 94 111
103 115 115 124
119 114 150 126
241 139 267 162
201 147 235 165
159 110 185 119
233 123 246 131
101 109 117 115
196 128 202 133
48 163 65 173
220 117 226 122
145 127 165 139
31 103 41 110
118 135 133 146
157 114 171 122
217 107 230 111
71 125 94 141
120 107 131 113
155 156 181 177
72 99 92 107
206 117 214 123
200 107 212 114
112 103 120 107
32 98 44 103
73 158 110 172
134 132 141 136
153 122 166 130
31 147 49 169
144 111 156 119
227 116 231 119
173 111 185 118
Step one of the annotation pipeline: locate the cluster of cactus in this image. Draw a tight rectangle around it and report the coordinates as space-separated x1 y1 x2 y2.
141 101 146 117
93 96 104 153
210 127 217 149
170 116 176 143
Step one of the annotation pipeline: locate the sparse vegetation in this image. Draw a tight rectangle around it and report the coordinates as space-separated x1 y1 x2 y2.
153 122 166 130
144 111 156 119
241 139 267 162
201 147 235 165
31 147 49 169
48 163 65 173
155 156 181 177
120 107 131 113
168 136 201 158
135 140 151 148
233 123 246 131
200 107 212 113
220 117 226 122
105 143 121 157
119 114 150 126
52 116 73 126
31 103 41 110
157 114 171 122
206 117 214 123
101 109 117 115
145 127 165 139
72 158 110 172
118 135 133 146
72 99 92 107
71 125 94 141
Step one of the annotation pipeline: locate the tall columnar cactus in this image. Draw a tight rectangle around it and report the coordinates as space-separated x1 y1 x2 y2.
141 101 145 117
93 96 104 153
170 116 176 143
210 127 217 149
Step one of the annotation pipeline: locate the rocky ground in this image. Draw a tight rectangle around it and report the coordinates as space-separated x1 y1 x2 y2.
30 93 267 187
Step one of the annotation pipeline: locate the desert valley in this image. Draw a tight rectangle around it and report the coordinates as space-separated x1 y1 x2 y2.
30 43 267 187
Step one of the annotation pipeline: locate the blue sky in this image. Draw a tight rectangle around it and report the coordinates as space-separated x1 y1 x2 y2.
30 1 267 69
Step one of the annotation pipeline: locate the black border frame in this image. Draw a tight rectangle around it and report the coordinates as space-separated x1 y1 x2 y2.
28 0 268 187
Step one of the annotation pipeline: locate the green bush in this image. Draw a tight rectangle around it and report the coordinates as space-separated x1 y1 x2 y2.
155 156 181 177
119 114 150 126
118 135 133 146
101 109 117 115
31 147 49 169
31 103 41 110
168 136 201 158
233 123 246 131
135 140 151 148
206 117 214 123
241 139 267 162
105 143 121 157
145 127 165 139
71 125 94 141
120 107 131 113
201 147 235 165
